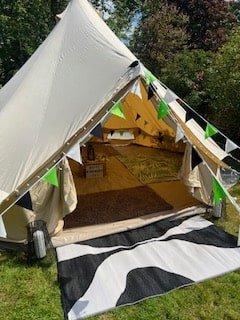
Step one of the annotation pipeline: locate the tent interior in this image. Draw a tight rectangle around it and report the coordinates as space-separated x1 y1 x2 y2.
0 80 207 249
0 0 239 251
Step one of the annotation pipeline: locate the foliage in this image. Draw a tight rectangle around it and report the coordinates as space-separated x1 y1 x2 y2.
90 0 141 40
229 0 240 24
131 2 189 77
168 0 237 51
205 27 240 143
0 0 68 84
161 50 213 115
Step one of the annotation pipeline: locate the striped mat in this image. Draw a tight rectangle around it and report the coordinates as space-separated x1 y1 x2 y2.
57 214 240 320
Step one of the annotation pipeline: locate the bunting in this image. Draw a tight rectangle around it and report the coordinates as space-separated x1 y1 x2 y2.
135 113 141 121
42 167 59 187
225 139 238 154
184 110 204 129
110 101 125 119
179 101 206 128
222 156 240 173
130 81 142 100
145 70 157 86
205 123 218 140
147 85 155 100
67 144 82 164
175 125 184 143
0 190 8 204
164 89 178 104
213 177 227 206
185 109 198 123
191 147 203 170
144 120 148 126
211 133 227 150
158 100 169 120
16 192 33 211
158 132 164 143
91 123 103 140
110 130 115 136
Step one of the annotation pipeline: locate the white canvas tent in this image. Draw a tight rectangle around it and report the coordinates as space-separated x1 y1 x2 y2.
0 0 239 249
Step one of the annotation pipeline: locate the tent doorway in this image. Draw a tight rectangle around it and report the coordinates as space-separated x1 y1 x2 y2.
52 141 202 247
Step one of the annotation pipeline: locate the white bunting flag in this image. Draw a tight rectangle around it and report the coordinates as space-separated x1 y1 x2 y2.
130 80 142 100
67 144 82 164
164 88 178 104
0 189 8 204
225 139 238 153
238 225 240 247
175 125 185 143
0 215 6 237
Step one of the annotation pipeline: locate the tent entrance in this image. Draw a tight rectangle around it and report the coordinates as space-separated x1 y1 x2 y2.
52 142 203 246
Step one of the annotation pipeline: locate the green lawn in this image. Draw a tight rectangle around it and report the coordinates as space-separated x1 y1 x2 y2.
0 184 240 320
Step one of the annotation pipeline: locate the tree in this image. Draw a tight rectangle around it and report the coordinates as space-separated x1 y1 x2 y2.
206 27 240 142
0 0 68 84
131 2 189 77
168 0 236 51
161 50 213 115
90 0 141 39
229 0 240 24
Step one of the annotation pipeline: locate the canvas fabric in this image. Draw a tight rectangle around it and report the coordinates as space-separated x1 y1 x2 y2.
2 158 77 240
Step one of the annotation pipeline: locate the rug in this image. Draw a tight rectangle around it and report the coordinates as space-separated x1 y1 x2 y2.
57 215 240 320
63 186 173 228
116 149 182 184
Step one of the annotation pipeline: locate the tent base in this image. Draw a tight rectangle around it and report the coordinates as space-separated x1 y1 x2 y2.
0 206 207 250
0 237 27 252
52 205 207 247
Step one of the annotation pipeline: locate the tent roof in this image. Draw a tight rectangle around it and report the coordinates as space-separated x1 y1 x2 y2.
0 0 137 197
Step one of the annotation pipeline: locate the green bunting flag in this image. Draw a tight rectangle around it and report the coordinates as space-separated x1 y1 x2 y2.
110 101 125 119
42 167 59 187
145 70 157 86
205 123 218 139
158 99 169 119
213 177 227 206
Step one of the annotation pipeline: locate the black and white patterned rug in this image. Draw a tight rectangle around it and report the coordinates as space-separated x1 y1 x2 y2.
57 215 240 320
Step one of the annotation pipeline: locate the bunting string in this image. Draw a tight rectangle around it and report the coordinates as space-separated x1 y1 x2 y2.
157 79 240 155
152 78 240 173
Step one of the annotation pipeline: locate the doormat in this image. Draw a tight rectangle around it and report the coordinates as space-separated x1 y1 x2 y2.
57 215 240 320
63 186 172 229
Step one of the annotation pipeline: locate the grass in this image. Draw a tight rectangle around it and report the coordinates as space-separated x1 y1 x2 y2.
0 253 62 320
0 184 240 320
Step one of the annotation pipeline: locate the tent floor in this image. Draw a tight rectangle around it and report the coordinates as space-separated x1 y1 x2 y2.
63 185 173 229
52 143 203 247
67 143 199 224
52 205 206 247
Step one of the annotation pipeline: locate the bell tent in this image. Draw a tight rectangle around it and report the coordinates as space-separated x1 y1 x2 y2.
0 0 239 250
